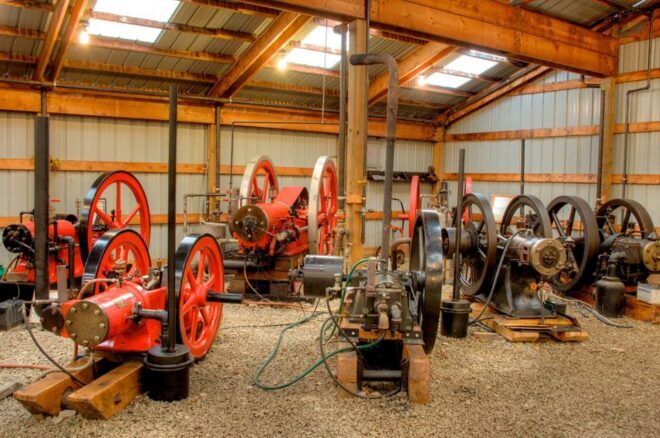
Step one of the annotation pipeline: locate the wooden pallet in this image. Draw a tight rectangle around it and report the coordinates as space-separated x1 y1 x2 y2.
470 302 589 343
14 356 142 420
574 287 660 324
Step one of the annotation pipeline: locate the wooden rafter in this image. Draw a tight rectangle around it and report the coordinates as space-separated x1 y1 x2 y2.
209 12 310 98
442 66 551 124
34 0 70 81
242 0 618 76
263 60 339 77
428 67 499 83
0 25 44 39
50 0 90 81
0 0 54 12
86 10 255 43
179 0 278 18
0 51 37 63
368 42 455 105
63 60 218 83
82 35 235 64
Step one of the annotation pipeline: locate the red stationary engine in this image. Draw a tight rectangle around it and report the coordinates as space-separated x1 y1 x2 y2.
1 171 150 298
41 228 227 360
229 155 338 259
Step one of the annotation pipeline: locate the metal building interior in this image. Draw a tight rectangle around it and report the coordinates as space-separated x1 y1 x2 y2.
0 0 658 435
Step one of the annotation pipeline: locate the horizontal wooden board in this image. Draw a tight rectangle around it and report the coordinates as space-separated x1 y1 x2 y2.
444 173 659 185
0 159 205 174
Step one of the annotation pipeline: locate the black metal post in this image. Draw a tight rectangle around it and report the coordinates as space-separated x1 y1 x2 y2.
520 139 525 195
596 89 606 207
452 148 465 301
34 116 49 302
166 85 177 352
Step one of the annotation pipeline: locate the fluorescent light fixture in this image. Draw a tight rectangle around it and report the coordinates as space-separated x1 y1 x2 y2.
284 48 340 69
79 29 90 44
417 75 427 86
277 58 288 70
445 54 497 75
425 72 470 89
302 25 342 51
93 0 180 22
88 19 162 43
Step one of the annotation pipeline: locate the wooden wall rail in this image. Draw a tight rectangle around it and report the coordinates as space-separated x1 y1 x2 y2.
446 122 660 142
0 87 436 141
444 173 659 185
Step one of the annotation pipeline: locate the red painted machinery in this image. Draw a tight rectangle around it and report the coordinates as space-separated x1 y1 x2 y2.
224 155 338 293
41 228 230 360
1 171 150 300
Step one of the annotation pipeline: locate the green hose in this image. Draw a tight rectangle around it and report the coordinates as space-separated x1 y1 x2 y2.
253 308 385 391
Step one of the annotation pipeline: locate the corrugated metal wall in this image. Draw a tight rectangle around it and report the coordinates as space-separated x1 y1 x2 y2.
612 36 660 221
0 114 434 266
446 36 659 227
0 112 208 265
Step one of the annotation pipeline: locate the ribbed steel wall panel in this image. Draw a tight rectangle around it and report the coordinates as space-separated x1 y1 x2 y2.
612 37 660 224
0 113 208 264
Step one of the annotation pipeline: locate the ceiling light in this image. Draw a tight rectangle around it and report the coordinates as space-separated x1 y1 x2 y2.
417 76 427 86
277 58 288 71
78 29 90 44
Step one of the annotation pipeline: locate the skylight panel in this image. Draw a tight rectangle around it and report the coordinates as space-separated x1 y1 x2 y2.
284 48 340 69
445 54 497 75
93 0 180 22
425 72 470 89
302 25 342 51
87 19 162 43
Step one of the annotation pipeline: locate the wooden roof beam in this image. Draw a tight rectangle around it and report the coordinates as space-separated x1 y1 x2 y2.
179 0 278 18
0 51 37 63
81 35 235 64
263 60 339 77
0 1 54 12
63 60 218 83
209 12 310 98
50 0 89 81
85 10 255 43
310 17 427 45
34 0 70 81
242 0 618 76
368 42 455 106
0 25 44 39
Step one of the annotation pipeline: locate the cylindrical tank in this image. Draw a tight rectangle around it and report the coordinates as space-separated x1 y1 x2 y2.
594 275 626 318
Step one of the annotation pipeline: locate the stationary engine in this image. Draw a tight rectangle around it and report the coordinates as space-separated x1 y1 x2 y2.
40 228 232 359
443 193 568 317
224 155 338 294
1 171 150 300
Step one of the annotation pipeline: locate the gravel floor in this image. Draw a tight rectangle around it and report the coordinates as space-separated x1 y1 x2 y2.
0 302 659 438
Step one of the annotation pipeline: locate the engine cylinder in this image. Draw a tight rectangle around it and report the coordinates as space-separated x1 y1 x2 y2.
506 234 567 276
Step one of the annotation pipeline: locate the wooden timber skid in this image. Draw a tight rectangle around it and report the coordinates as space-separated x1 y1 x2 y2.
335 319 430 404
469 301 589 343
14 355 143 420
573 285 660 324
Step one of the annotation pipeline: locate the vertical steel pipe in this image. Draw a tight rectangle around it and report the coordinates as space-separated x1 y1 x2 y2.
34 116 49 301
167 85 178 352
520 139 525 195
596 88 606 206
452 149 465 301
350 53 399 267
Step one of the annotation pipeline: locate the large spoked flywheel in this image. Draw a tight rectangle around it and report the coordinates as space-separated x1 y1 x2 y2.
174 234 224 360
409 210 443 353
79 171 151 262
500 194 552 238
547 196 600 291
308 156 338 255
596 198 655 240
451 193 498 297
81 228 152 296
239 155 279 207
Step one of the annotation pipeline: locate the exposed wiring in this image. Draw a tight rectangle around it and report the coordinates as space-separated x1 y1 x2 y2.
319 315 402 399
21 304 88 385
0 363 51 371
545 291 633 329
